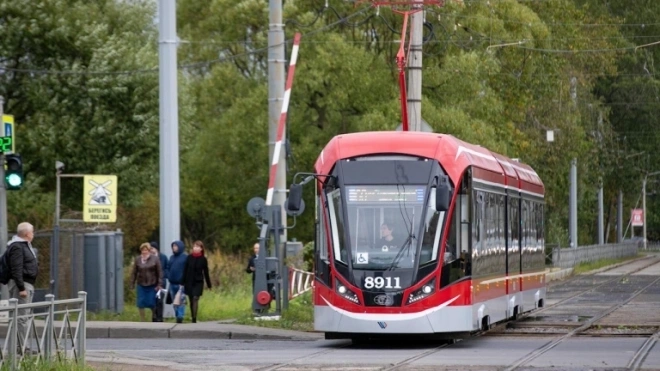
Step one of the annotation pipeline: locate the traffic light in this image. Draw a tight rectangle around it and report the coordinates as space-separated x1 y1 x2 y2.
5 154 23 190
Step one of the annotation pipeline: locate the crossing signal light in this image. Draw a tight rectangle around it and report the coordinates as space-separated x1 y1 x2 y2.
5 154 23 190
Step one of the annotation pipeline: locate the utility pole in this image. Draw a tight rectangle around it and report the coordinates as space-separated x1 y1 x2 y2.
268 0 287 244
158 0 180 257
643 176 647 249
617 190 623 243
569 158 578 248
408 4 423 131
0 96 7 300
597 179 604 245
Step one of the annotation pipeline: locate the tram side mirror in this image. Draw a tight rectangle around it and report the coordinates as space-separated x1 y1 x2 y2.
287 183 303 213
435 177 450 212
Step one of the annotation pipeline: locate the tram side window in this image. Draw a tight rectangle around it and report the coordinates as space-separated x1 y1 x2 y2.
327 189 348 263
315 195 331 286
484 193 493 275
535 202 545 269
420 188 448 266
472 190 484 276
317 196 328 261
521 200 530 270
495 193 506 275
440 196 465 287
537 203 545 250
509 198 520 253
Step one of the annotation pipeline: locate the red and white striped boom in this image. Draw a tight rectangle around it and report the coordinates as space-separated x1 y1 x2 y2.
266 33 302 206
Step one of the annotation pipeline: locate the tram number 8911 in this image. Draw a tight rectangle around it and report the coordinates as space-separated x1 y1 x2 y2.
364 276 401 289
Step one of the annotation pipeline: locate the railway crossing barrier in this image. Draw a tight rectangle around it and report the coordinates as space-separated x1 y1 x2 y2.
288 267 314 300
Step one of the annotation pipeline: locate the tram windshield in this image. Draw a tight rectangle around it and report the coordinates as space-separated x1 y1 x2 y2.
327 185 445 270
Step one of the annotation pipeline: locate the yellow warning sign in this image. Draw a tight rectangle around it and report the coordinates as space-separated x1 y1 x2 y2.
83 175 118 223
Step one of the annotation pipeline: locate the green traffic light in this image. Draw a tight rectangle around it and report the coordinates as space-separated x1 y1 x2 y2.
6 173 22 188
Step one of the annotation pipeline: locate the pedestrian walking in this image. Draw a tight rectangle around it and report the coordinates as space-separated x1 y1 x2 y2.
149 241 169 322
182 240 212 323
132 242 162 322
150 241 169 286
7 222 38 354
168 240 188 323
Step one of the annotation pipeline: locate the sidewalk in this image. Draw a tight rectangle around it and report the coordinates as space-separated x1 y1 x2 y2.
0 320 323 341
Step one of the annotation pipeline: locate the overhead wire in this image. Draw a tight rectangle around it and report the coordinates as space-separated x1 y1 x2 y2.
3 3 660 76
0 5 373 77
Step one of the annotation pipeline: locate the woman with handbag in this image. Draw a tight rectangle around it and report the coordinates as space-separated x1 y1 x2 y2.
132 242 162 322
182 240 212 323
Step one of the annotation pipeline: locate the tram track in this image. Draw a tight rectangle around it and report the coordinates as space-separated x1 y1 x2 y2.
258 256 660 371
503 273 660 371
627 329 660 371
380 256 660 371
378 340 455 371
482 255 660 337
251 342 354 371
531 256 660 315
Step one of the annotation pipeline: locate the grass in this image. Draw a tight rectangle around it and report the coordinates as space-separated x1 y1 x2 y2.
1 358 93 371
572 254 642 275
235 290 314 332
88 249 315 331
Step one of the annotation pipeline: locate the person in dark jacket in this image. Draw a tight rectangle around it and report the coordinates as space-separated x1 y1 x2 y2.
168 240 188 323
245 242 274 309
149 241 169 322
245 243 259 291
182 240 212 323
150 241 169 285
132 242 162 322
7 222 38 353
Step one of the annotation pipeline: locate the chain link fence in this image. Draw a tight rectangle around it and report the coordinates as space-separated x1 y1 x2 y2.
21 229 86 304
13 228 122 314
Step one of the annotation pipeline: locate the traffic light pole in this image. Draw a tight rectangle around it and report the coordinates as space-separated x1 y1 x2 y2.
0 96 9 300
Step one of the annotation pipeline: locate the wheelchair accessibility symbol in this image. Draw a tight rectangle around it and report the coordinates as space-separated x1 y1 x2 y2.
356 252 369 264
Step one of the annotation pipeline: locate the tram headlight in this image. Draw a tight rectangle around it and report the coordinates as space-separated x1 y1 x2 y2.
407 279 436 304
335 279 360 304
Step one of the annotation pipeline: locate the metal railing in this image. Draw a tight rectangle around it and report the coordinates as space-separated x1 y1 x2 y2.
551 243 639 269
0 291 86 370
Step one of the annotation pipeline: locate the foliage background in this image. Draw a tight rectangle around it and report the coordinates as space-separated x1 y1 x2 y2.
0 0 658 255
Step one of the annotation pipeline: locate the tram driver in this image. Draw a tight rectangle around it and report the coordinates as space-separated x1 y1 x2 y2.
377 222 404 252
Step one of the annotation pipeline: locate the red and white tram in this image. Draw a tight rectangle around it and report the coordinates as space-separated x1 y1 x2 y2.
289 130 546 341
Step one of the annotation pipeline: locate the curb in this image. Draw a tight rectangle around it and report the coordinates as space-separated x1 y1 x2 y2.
545 254 655 283
0 323 322 341
580 254 655 275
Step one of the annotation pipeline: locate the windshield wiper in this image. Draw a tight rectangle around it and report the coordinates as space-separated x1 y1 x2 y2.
386 233 415 271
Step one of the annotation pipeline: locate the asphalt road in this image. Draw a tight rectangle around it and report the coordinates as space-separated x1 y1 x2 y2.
87 336 660 370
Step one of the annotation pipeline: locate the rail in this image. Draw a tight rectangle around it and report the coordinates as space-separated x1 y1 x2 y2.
0 291 86 370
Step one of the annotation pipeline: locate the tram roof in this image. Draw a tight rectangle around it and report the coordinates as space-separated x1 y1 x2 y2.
314 131 544 194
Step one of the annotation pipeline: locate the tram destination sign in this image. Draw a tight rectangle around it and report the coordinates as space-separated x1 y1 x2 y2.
347 186 425 203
